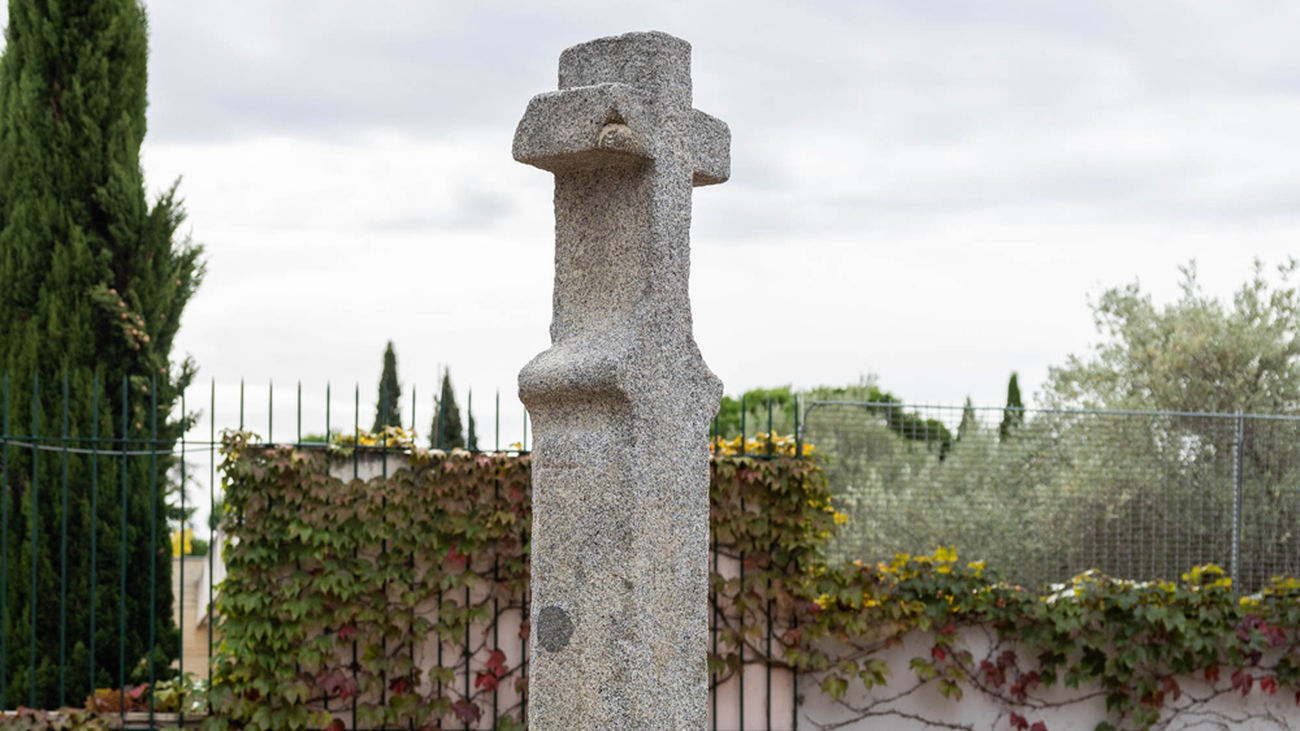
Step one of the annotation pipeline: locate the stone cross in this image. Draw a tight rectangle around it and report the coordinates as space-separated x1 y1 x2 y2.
513 31 728 729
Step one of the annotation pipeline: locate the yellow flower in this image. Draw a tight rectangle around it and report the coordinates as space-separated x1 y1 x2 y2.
832 511 848 526
171 528 193 557
814 594 833 609
934 546 958 563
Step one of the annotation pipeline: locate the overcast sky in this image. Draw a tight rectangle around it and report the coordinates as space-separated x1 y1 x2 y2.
76 0 1300 448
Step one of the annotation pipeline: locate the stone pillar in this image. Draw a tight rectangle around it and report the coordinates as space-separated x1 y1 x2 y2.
513 30 729 730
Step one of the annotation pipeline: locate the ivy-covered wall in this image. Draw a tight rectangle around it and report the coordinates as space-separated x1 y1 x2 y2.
208 432 1300 731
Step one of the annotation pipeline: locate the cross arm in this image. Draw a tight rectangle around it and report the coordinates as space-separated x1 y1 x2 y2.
513 83 653 174
690 110 730 186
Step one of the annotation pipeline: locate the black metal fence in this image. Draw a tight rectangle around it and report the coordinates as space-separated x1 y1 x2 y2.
0 372 181 722
0 374 535 726
804 401 1300 592
6 378 1300 725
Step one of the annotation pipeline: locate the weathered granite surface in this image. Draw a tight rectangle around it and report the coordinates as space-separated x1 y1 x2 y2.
513 30 728 730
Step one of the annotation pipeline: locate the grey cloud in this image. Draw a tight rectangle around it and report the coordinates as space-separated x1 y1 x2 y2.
364 189 516 233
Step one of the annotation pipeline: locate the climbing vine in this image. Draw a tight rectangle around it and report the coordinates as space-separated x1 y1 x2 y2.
206 431 531 730
207 430 1300 730
784 553 1300 729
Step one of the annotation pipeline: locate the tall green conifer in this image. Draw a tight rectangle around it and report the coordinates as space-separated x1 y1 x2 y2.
999 373 1024 441
431 369 464 450
0 0 202 705
371 341 401 432
957 396 977 441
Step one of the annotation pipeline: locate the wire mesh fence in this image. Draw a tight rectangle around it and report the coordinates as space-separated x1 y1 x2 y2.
803 401 1300 593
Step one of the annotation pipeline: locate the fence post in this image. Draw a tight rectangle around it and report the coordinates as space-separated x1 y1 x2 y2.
740 395 746 456
1230 412 1244 591
795 395 803 458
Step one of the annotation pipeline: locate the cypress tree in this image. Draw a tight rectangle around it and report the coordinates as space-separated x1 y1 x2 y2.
371 341 401 433
0 0 202 706
999 372 1025 441
957 396 977 441
430 369 464 450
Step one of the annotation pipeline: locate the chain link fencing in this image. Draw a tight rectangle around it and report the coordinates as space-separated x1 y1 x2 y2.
803 401 1300 593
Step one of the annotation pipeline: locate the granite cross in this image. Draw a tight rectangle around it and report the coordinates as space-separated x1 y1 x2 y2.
513 31 728 730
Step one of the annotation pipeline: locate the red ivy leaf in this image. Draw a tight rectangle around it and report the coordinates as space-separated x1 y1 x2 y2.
475 671 500 692
486 649 507 678
1161 676 1181 701
1231 669 1253 696
452 699 482 725
326 720 345 731
1009 712 1029 730
931 645 946 662
981 660 1006 688
447 545 468 571
1261 676 1278 696
519 620 530 642
338 623 357 642
1204 665 1220 684
1029 723 1047 731
389 675 414 696
321 669 359 700
1264 624 1288 647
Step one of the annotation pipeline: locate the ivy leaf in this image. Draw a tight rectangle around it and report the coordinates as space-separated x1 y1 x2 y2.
1161 676 1181 701
1231 668 1254 696
820 674 848 700
320 669 358 700
452 699 483 725
487 648 508 678
475 671 500 692
908 657 937 681
389 675 414 696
